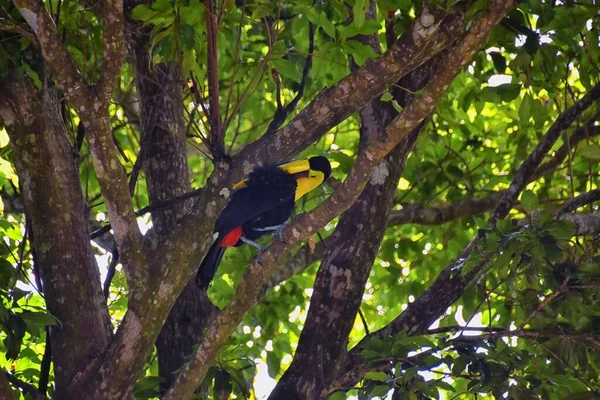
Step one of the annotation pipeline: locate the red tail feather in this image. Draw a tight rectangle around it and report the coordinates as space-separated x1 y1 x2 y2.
220 226 243 247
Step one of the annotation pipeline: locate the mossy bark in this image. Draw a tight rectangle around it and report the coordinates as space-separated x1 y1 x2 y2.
0 70 113 397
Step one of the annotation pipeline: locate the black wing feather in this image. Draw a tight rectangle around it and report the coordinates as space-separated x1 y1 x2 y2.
196 241 226 288
214 184 296 237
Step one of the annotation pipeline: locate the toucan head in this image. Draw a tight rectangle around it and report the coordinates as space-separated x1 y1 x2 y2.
232 156 331 201
308 156 332 181
289 156 331 201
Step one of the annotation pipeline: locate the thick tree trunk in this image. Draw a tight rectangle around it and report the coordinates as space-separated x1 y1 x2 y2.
0 70 113 397
124 1 218 390
271 133 418 399
271 4 447 395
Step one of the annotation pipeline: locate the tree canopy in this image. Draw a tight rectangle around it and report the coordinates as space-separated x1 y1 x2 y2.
0 0 600 399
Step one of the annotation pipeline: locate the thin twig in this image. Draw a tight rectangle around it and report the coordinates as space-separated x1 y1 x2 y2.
4 372 46 400
103 247 119 299
491 81 600 223
38 327 51 396
543 344 595 390
518 276 570 330
90 188 203 239
206 0 224 158
263 14 315 136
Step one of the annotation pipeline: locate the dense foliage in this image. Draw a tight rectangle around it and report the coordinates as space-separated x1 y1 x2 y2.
0 0 599 399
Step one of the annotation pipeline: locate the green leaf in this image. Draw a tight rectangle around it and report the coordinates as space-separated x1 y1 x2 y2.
353 0 368 28
474 217 488 229
320 16 336 39
266 350 281 378
519 93 533 127
131 4 154 21
480 83 521 103
330 1 349 19
271 40 287 57
497 83 522 102
0 258 15 287
397 366 418 384
578 143 600 160
339 20 381 39
520 190 538 213
342 40 378 66
397 0 413 11
540 235 562 261
479 87 501 103
434 379 456 392
20 64 42 90
271 58 302 83
371 384 390 397
410 336 438 349
364 371 389 382
452 356 469 375
380 91 393 102
133 376 162 398
329 151 354 174
152 0 174 13
18 310 58 332
180 23 196 50
304 8 321 27
531 97 547 128
303 9 335 38
251 5 271 20
578 262 600 277
328 391 346 400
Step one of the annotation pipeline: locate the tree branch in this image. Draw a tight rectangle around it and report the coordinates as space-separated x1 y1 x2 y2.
447 329 600 343
560 212 600 236
3 372 45 400
263 16 315 136
558 188 600 216
534 116 600 177
15 0 145 285
341 81 600 389
389 193 504 226
491 81 600 222
14 0 88 103
389 117 600 227
0 371 18 400
97 0 125 101
1 69 113 396
206 0 224 158
272 1 434 393
38 327 52 397
232 3 470 173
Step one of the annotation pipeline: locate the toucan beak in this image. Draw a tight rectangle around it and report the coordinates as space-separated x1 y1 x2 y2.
277 159 312 175
232 159 313 190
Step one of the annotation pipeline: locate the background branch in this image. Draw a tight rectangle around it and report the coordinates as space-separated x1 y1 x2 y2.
232 4 469 172
491 81 600 222
206 0 224 158
4 372 45 400
341 77 600 388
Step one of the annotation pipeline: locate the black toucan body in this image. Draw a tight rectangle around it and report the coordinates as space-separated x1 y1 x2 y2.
197 156 331 288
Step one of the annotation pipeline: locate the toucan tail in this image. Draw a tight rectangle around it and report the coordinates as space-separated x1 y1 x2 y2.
197 241 226 289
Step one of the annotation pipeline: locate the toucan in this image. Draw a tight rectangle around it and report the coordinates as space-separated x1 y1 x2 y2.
196 156 331 288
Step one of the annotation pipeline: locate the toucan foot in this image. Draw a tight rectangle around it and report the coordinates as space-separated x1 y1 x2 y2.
240 236 266 252
275 225 287 244
254 224 287 243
